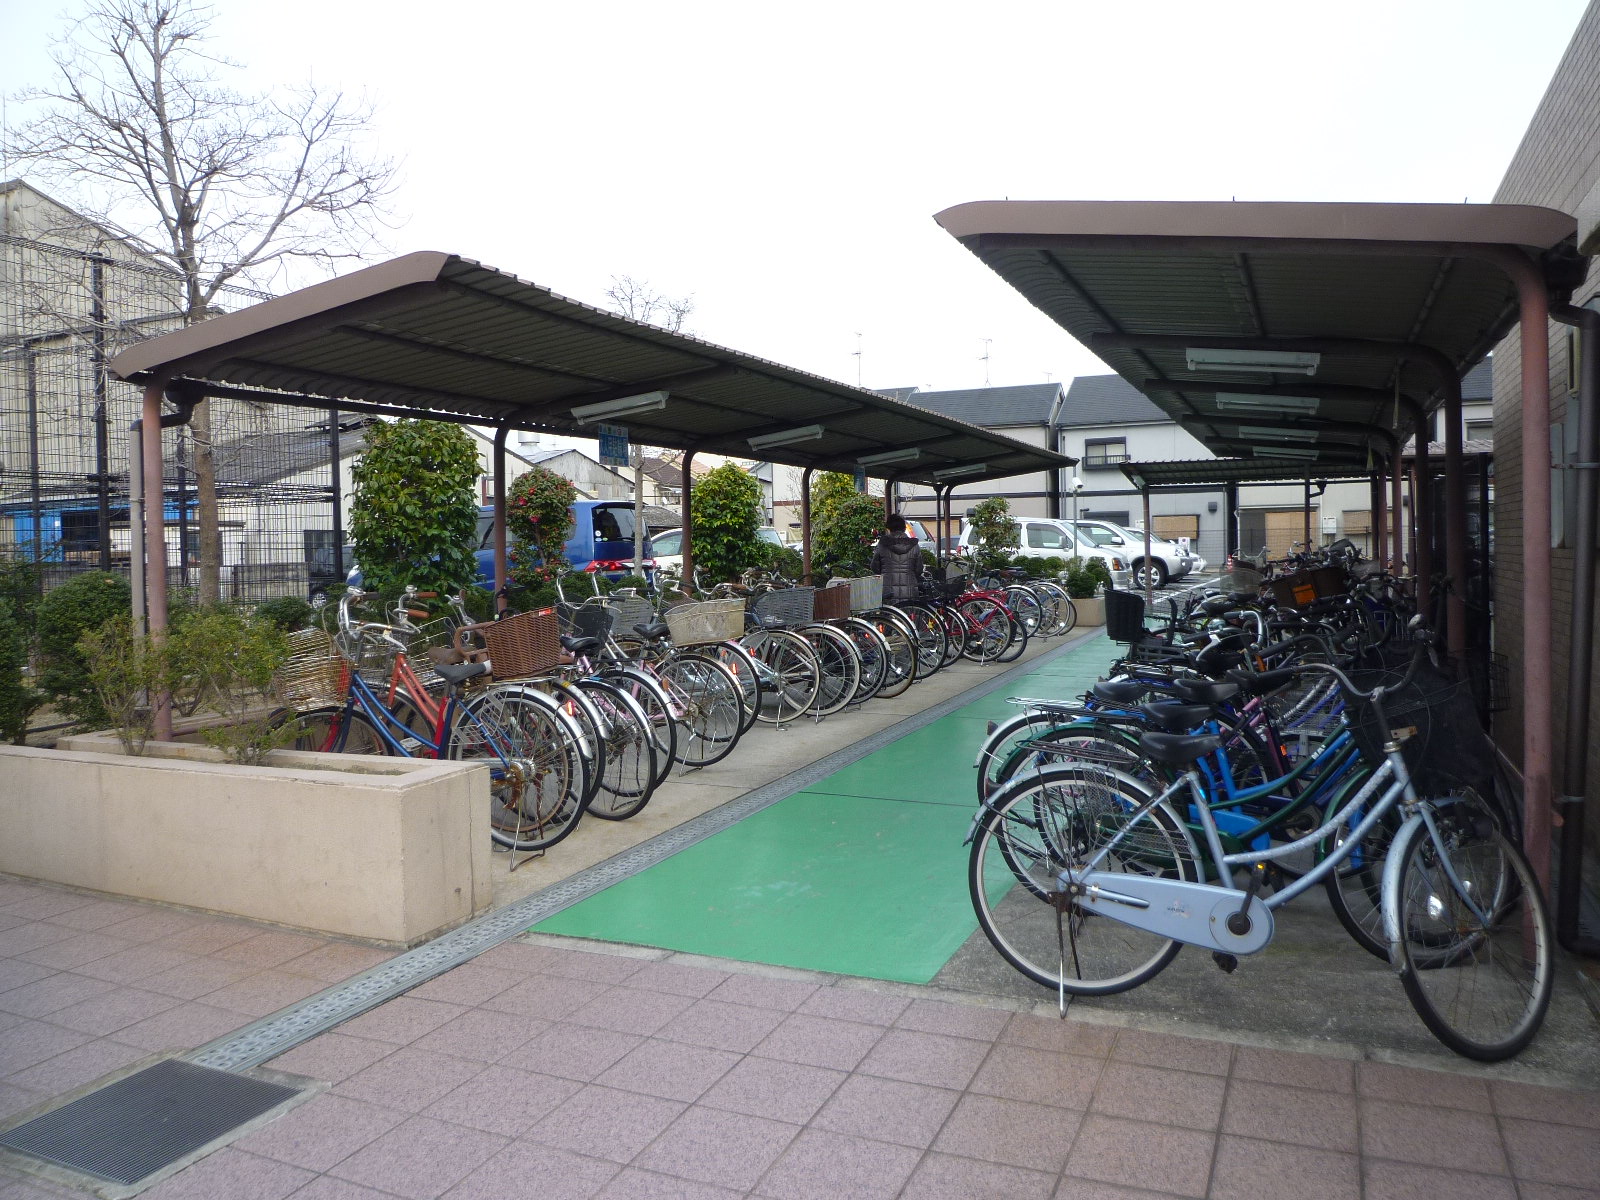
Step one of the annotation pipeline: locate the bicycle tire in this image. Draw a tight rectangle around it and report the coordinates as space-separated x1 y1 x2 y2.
1002 585 1046 639
799 622 861 717
289 706 388 755
868 609 918 698
1032 581 1076 636
742 628 821 725
969 764 1201 996
703 640 763 736
838 617 889 703
449 687 590 851
959 597 1014 663
601 666 678 791
657 651 745 767
893 603 948 676
570 677 658 820
993 610 1030 664
1389 812 1552 1061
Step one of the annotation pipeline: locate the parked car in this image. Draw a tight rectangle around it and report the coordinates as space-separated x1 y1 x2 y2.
651 526 784 575
1071 519 1200 589
957 516 1132 588
341 500 655 595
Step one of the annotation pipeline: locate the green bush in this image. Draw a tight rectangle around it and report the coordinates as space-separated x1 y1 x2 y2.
507 466 579 590
0 554 42 637
810 473 883 579
967 498 1020 573
753 540 804 581
350 419 482 596
256 595 314 631
690 464 765 583
76 614 164 755
36 571 132 729
0 597 42 744
1062 556 1112 599
173 607 296 765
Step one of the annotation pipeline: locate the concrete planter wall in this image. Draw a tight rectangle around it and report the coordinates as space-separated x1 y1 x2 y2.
1072 595 1106 626
0 738 492 946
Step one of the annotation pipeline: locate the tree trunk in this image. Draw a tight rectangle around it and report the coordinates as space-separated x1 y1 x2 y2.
190 398 223 604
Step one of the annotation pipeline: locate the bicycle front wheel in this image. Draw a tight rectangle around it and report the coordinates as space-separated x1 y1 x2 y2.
959 598 1014 663
743 629 821 725
1388 809 1552 1061
449 687 590 851
571 678 658 820
800 623 861 717
969 765 1200 996
657 652 745 767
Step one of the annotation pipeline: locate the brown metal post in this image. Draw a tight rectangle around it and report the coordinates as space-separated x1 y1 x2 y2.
1442 380 1470 661
680 451 696 587
1403 399 1433 620
800 467 814 584
1372 472 1387 568
492 426 509 614
1142 488 1153 608
1391 455 1405 574
1303 475 1312 552
141 381 172 741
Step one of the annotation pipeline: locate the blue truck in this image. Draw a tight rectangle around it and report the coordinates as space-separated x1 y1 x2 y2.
335 499 655 599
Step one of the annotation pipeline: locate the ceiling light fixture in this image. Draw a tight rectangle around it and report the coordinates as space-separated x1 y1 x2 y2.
571 390 668 424
1252 446 1321 461
857 448 922 467
931 463 986 480
1186 348 1321 375
747 424 824 451
1213 392 1321 415
1232 425 1320 442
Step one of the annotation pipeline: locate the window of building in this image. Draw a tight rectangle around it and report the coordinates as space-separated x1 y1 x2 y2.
1082 509 1131 527
1342 509 1372 533
1082 437 1129 468
1153 514 1200 541
1465 420 1495 441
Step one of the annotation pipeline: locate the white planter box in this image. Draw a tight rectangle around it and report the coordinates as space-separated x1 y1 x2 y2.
0 739 491 946
1072 595 1106 626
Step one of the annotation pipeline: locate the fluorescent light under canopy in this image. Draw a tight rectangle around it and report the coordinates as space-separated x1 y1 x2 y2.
571 390 668 424
1213 392 1321 415
857 448 922 467
747 424 824 451
931 463 986 480
1185 347 1321 375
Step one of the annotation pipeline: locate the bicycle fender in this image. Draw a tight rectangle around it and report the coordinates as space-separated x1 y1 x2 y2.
1074 871 1275 955
1379 812 1427 965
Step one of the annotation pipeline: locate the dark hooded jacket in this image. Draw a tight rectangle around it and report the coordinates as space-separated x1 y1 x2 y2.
871 532 922 601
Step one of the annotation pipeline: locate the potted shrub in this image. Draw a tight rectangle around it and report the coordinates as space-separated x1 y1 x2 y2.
1062 556 1111 626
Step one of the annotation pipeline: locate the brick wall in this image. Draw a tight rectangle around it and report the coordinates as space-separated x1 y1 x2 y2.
1492 0 1600 851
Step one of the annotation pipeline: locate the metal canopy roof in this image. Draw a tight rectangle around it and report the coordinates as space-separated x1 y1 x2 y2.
1118 457 1378 489
107 251 1071 489
935 200 1579 469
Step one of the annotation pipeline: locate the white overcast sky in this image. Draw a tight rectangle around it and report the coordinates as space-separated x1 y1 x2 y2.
1 0 1590 394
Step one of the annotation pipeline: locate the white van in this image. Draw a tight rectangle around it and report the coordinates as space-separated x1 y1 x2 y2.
958 516 1132 588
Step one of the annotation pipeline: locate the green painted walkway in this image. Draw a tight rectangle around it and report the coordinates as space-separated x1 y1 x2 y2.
533 633 1120 983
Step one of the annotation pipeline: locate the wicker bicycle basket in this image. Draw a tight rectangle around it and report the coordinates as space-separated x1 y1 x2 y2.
558 602 615 642
603 595 660 640
1344 663 1492 796
454 608 561 681
275 628 350 710
812 585 852 622
664 597 746 645
750 586 815 627
847 574 883 612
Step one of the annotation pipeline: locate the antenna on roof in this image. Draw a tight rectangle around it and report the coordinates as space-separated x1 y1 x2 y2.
1044 371 1053 383
852 332 863 386
979 338 992 386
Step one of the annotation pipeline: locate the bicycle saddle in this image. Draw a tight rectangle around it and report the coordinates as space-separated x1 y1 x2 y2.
559 635 602 656
1093 679 1150 705
635 621 671 641
434 661 490 686
1139 701 1214 732
1171 678 1240 705
1225 666 1298 696
1139 730 1223 765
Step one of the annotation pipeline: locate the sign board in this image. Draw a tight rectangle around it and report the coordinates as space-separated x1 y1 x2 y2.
853 468 867 491
596 423 630 467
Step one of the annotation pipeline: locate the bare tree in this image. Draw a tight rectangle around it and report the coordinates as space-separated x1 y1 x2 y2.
604 274 695 333
4 0 397 603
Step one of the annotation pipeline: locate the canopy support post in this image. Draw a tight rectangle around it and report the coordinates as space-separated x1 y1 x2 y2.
141 380 173 742
800 467 814 585
680 451 696 587
492 425 509 614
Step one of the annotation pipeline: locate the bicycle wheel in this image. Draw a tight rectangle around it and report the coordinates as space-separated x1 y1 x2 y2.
571 678 658 820
894 603 948 677
657 651 745 767
601 666 677 790
450 686 590 851
290 706 388 755
838 617 889 703
534 679 606 809
704 640 763 736
1032 581 1076 636
1389 811 1551 1060
1003 585 1046 639
800 623 861 717
993 609 1031 664
970 765 1200 996
1318 765 1398 959
959 597 1014 663
869 610 918 699
743 629 821 725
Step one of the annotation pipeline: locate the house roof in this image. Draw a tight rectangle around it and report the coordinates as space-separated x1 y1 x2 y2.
107 251 1074 487
1059 375 1171 427
888 383 1062 429
210 417 373 488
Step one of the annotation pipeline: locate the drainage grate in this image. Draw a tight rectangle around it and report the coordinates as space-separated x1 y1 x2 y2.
0 1059 300 1187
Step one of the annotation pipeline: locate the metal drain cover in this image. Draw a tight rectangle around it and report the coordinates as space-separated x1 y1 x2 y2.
0 1058 300 1186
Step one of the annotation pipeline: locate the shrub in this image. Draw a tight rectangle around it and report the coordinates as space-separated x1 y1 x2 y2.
967 498 1020 573
1062 556 1112 599
76 614 164 755
256 595 314 631
810 474 883 579
0 554 42 637
171 606 296 765
752 540 804 581
350 419 482 596
690 464 764 583
35 571 132 729
507 467 578 588
0 598 42 744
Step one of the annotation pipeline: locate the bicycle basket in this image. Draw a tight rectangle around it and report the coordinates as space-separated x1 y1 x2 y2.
275 628 350 709
664 597 745 645
464 608 561 681
750 586 815 627
603 595 659 640
1104 589 1147 643
1344 663 1493 797
558 601 615 642
812 584 851 622
1268 571 1321 610
847 575 883 612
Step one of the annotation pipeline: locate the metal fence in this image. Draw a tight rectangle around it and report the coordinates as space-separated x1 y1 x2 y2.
0 232 356 603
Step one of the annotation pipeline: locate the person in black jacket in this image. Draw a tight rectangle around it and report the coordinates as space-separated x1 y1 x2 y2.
871 514 923 602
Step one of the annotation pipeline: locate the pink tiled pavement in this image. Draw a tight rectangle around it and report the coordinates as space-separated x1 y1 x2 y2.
1 875 1598 1200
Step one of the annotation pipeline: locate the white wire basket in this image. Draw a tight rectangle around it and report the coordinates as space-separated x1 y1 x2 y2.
750 586 815 627
603 595 660 639
847 575 883 612
665 597 746 645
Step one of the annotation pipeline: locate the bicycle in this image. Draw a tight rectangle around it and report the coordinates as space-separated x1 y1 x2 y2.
966 625 1551 1062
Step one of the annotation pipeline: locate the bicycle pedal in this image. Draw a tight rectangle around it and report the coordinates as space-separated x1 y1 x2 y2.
1211 952 1239 974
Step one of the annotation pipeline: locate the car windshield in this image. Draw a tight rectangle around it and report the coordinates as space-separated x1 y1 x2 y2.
653 530 682 554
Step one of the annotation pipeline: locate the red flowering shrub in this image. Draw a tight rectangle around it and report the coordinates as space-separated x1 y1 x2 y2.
506 468 577 588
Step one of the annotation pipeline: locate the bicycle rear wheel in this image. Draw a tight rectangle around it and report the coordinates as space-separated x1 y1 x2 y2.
601 666 677 790
869 610 918 698
704 640 763 736
571 678 658 820
657 652 745 767
894 603 948 676
838 617 889 703
743 629 821 725
450 687 590 851
800 623 861 717
1389 808 1551 1061
959 598 1014 663
970 765 1200 996
290 706 388 755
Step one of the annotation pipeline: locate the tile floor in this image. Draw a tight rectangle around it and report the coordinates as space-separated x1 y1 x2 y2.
2 877 1598 1200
